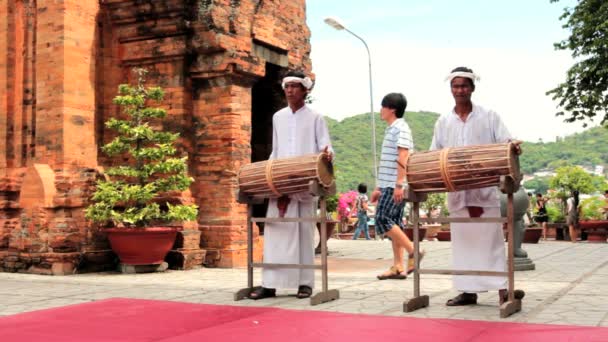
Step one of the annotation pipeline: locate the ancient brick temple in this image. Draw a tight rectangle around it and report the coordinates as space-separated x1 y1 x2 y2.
0 0 312 274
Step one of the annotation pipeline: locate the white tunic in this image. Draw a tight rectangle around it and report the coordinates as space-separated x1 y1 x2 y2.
430 104 512 292
262 105 332 289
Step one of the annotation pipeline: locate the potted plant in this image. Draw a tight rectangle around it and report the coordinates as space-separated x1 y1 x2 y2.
579 196 608 243
315 194 339 253
86 68 198 265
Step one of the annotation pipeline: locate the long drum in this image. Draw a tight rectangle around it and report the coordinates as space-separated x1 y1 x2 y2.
238 153 334 199
406 142 520 193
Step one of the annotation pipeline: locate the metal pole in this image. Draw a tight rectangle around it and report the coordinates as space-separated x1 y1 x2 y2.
345 28 377 180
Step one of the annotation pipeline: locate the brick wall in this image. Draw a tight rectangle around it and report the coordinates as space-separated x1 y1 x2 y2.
0 0 312 273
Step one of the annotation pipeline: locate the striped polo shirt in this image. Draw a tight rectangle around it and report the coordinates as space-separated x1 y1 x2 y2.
376 118 414 189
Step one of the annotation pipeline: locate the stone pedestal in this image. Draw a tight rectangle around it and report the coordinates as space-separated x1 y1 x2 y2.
514 257 536 271
500 187 536 271
119 262 169 274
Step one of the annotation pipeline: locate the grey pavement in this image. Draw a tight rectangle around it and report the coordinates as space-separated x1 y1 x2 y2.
1 239 607 327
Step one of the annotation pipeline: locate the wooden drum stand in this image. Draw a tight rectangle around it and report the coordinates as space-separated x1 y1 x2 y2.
404 176 523 318
234 180 340 306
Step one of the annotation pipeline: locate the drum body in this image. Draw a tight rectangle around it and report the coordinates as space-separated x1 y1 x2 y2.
406 143 520 193
238 153 334 199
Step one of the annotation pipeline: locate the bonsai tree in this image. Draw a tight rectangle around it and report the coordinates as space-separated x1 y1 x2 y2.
580 196 605 221
549 165 596 217
86 68 198 228
325 194 339 220
421 193 447 218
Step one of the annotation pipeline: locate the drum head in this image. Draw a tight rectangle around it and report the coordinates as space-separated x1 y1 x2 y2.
317 154 335 187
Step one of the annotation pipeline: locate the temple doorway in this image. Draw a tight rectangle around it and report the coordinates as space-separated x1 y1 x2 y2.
250 63 286 232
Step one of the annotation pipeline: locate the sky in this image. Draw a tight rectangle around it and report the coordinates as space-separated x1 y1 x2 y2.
305 0 593 143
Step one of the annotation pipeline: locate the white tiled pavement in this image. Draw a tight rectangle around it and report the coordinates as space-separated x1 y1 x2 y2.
0 239 607 327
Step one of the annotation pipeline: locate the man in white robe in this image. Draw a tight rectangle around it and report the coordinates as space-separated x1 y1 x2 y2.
430 66 522 306
248 71 333 300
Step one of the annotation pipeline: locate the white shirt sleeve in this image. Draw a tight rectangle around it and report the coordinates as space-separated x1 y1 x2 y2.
315 115 333 155
397 123 413 149
490 110 512 143
430 119 442 150
269 115 278 160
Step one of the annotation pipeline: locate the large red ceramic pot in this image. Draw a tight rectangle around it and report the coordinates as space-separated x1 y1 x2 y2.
106 227 179 265
578 220 608 243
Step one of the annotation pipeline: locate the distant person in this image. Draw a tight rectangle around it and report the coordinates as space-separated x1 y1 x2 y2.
535 193 549 240
352 183 371 240
567 190 581 243
525 192 534 224
372 92 422 280
430 66 524 306
603 190 608 220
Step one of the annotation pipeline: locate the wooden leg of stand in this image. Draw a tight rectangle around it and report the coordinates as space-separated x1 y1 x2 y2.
500 193 522 317
234 205 255 301
311 197 340 305
404 201 429 312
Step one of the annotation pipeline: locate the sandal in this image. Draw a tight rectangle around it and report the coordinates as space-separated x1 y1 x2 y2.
406 250 425 275
296 285 313 299
446 293 478 306
377 265 407 280
248 286 276 300
499 289 525 305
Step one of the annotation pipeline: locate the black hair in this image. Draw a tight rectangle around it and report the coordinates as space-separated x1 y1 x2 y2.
536 193 542 197
573 190 579 209
527 192 532 196
358 183 367 194
450 66 476 89
605 190 608 195
381 93 407 118
285 70 306 79
283 70 309 91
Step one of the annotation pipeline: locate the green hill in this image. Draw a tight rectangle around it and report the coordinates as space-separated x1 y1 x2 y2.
327 111 438 192
519 126 608 174
327 112 608 193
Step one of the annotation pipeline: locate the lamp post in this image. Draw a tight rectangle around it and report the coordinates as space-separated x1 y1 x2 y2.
324 16 378 180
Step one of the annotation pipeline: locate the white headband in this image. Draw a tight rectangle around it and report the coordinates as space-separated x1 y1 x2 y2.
445 71 480 83
282 76 313 90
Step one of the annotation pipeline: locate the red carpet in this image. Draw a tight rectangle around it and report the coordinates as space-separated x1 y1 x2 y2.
1 298 607 341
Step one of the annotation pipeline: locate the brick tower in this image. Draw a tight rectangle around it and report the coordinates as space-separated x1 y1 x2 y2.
0 0 312 273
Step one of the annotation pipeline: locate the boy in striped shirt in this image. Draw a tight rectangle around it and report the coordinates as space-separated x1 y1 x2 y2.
372 93 423 280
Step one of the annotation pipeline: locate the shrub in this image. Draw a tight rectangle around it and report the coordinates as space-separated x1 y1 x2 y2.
580 196 605 220
86 68 198 228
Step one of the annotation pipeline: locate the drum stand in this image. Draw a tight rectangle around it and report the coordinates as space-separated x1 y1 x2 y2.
234 180 340 306
404 176 523 318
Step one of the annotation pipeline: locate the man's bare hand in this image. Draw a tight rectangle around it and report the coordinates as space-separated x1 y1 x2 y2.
393 187 404 203
371 189 381 203
323 145 333 162
511 140 523 155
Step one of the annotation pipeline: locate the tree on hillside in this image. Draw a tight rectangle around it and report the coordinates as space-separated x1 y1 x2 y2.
549 165 597 214
549 165 596 195
547 0 608 126
524 177 551 194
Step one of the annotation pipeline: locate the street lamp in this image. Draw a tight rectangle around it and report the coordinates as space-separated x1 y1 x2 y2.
324 16 378 180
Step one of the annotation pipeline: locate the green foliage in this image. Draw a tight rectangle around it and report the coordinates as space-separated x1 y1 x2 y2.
327 111 438 192
325 194 339 214
580 196 605 220
329 112 608 192
523 176 551 194
546 201 565 223
86 68 198 228
549 165 597 197
421 193 447 217
547 165 598 220
519 127 608 174
548 0 608 125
